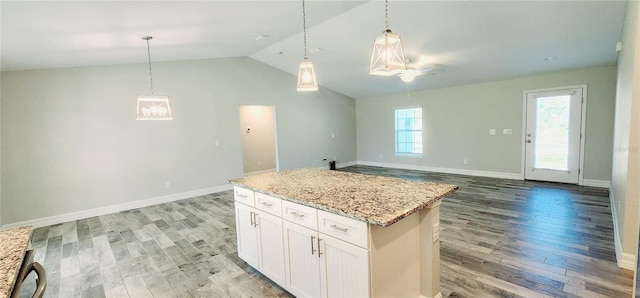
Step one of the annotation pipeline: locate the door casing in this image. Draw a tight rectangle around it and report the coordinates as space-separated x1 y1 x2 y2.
520 85 588 185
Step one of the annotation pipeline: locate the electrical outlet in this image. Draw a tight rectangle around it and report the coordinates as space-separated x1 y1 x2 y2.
432 223 440 242
258 161 262 167
165 181 171 189
215 139 220 146
489 129 496 135
463 159 468 165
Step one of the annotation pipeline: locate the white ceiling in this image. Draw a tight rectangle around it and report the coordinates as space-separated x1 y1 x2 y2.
1 1 627 99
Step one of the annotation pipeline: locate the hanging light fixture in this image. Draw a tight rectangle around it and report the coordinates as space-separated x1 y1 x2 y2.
369 0 407 76
296 0 318 91
136 36 173 120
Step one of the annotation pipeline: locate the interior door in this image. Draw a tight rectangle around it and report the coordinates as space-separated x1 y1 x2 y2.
524 88 583 184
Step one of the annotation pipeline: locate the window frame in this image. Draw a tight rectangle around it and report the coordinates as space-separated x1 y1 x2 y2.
394 106 423 158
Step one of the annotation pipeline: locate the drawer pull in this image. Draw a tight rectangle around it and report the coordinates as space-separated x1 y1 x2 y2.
260 201 273 207
330 224 349 232
311 235 317 255
237 193 248 198
290 211 305 217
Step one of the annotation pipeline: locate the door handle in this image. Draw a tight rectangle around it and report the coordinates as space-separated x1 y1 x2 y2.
526 140 532 143
311 235 317 255
317 238 323 258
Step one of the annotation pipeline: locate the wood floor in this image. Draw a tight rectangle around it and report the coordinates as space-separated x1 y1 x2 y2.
17 165 633 297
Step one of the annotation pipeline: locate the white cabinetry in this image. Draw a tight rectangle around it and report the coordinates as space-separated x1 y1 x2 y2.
233 186 441 297
282 201 369 297
233 187 286 286
282 220 322 297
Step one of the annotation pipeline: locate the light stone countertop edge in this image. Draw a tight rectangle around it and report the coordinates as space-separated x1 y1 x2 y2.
0 225 33 298
229 168 458 227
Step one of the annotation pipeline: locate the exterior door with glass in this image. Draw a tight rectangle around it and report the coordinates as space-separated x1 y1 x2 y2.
524 87 583 184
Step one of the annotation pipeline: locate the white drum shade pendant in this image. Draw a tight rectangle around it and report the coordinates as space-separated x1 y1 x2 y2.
296 0 318 91
136 36 173 120
369 0 407 76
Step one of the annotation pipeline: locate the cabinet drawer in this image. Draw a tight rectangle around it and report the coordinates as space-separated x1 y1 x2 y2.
234 186 254 206
255 193 282 216
282 200 318 230
318 210 368 249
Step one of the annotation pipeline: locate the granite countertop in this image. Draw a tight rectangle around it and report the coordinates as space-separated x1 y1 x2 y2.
0 225 32 298
229 168 457 227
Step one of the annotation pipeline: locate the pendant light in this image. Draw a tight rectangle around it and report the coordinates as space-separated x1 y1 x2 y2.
136 36 173 120
296 0 318 91
369 0 407 76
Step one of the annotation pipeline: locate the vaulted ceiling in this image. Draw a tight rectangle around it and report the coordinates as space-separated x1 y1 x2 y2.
0 1 627 98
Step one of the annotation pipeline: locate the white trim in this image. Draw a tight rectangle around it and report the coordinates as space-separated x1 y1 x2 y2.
521 84 588 185
1 184 233 230
357 160 522 180
581 179 611 188
337 161 357 168
420 292 442 298
610 192 636 270
318 160 358 170
244 168 276 176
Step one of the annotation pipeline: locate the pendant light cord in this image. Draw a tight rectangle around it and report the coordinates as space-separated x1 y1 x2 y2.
145 38 154 95
302 0 308 58
385 0 390 30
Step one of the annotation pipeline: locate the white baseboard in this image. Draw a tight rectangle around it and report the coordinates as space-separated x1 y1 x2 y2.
244 168 276 176
318 160 358 170
581 179 611 188
610 190 636 270
356 160 522 180
338 161 357 168
1 184 233 230
420 292 442 298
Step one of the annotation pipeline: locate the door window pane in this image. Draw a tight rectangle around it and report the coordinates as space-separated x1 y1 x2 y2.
534 95 570 171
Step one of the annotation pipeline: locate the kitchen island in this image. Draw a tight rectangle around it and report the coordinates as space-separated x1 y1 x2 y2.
230 168 457 298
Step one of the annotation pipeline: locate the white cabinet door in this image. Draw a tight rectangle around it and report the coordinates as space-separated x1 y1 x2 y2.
283 221 322 297
235 202 259 269
320 234 369 298
256 211 286 286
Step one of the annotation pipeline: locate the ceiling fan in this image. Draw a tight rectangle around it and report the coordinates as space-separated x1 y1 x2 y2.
399 57 437 83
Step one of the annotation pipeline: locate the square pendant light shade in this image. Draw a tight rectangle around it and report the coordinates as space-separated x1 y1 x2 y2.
297 58 318 91
369 30 407 76
136 95 173 120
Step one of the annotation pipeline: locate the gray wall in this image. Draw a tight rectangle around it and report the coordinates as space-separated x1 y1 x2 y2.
611 0 640 265
239 105 276 174
356 65 616 181
0 57 357 225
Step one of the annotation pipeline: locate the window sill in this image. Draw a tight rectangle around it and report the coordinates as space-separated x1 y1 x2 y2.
394 153 423 158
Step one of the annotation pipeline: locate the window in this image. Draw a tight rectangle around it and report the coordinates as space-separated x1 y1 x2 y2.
395 107 423 156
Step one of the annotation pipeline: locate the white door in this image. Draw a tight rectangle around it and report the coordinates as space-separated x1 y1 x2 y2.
319 234 369 298
525 87 583 184
256 211 286 286
235 202 260 268
283 221 322 297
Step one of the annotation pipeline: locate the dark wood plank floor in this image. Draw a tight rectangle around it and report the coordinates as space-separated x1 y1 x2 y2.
18 165 633 297
341 165 633 297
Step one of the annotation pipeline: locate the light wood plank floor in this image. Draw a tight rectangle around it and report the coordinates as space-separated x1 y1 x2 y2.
18 165 633 297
